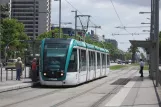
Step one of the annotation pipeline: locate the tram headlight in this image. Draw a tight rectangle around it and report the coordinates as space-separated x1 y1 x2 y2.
61 73 64 76
60 70 64 76
44 73 47 76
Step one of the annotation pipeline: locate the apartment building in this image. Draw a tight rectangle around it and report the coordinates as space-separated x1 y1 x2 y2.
10 0 51 39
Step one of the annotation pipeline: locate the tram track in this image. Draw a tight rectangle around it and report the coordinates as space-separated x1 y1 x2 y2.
1 66 137 107
50 66 138 107
90 68 138 107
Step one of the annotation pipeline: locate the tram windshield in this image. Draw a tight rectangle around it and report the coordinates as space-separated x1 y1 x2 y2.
43 43 69 72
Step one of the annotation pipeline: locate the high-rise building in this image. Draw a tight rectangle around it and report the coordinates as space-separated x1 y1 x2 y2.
0 0 11 18
10 0 51 39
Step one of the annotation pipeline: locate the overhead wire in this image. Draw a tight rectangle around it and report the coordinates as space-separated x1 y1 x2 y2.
64 0 115 39
109 0 134 38
64 0 129 44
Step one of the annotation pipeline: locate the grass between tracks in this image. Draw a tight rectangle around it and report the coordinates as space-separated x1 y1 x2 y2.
130 63 149 70
110 65 127 70
110 63 149 70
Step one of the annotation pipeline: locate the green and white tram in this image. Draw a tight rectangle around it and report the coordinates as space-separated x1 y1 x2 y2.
39 38 110 86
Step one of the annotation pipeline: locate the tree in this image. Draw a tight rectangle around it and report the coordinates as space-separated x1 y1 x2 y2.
128 45 140 63
37 28 63 40
1 18 29 58
125 52 132 60
140 53 146 60
0 3 10 21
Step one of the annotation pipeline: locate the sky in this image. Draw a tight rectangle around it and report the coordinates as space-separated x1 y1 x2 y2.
51 0 161 52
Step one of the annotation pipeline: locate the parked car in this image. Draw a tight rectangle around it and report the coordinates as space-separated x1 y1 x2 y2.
125 60 129 64
5 59 24 71
117 60 122 64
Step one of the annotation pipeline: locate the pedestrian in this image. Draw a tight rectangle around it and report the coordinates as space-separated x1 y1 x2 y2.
139 59 144 77
15 57 23 81
36 59 39 77
31 58 37 82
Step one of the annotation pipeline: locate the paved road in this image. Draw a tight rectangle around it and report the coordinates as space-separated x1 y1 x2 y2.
0 66 139 107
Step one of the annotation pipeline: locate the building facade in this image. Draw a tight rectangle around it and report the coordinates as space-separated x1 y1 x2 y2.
0 0 12 18
10 0 51 39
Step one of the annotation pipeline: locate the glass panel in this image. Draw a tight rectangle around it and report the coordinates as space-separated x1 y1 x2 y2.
43 44 69 72
97 53 100 69
79 49 86 71
68 49 77 72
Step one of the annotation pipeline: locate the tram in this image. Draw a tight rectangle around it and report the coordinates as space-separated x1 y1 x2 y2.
39 38 110 86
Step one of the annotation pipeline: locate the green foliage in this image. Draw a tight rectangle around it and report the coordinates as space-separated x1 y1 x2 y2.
0 4 10 19
125 52 132 60
128 45 140 63
0 18 29 58
110 65 127 70
159 32 161 58
37 28 63 40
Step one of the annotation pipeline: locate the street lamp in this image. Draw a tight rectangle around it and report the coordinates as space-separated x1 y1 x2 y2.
4 40 25 64
143 30 150 32
141 22 151 24
24 48 27 78
71 10 78 38
54 0 62 38
139 12 151 14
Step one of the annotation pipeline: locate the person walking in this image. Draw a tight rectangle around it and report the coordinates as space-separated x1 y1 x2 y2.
139 59 144 77
31 58 37 82
15 57 23 81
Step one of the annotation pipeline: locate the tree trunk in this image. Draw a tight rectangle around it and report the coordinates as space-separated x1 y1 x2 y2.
132 52 135 63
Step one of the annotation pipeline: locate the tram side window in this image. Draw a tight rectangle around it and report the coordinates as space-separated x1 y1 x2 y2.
68 49 77 72
79 49 86 71
89 51 92 71
91 51 95 70
91 51 94 70
97 53 100 69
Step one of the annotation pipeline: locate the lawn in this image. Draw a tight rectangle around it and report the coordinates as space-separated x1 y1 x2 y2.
144 65 149 70
110 65 127 70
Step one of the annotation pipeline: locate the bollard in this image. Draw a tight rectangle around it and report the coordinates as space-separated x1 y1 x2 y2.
11 69 13 80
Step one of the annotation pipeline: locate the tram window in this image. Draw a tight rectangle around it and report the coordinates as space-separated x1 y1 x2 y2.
68 49 77 72
93 52 96 70
89 51 91 70
89 51 94 70
79 49 86 71
90 51 95 70
97 53 100 69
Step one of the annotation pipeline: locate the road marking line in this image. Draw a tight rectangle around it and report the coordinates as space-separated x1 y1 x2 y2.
105 81 135 106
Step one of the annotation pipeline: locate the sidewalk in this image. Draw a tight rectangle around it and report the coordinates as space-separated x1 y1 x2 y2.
0 78 37 93
104 71 161 107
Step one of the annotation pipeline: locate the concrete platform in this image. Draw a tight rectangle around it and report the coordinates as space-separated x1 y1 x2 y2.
0 79 36 93
104 72 160 107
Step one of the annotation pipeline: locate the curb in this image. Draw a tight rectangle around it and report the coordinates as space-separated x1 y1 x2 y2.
0 82 39 93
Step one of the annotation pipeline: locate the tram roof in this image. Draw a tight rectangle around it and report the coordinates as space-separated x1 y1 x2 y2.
74 39 109 53
43 38 109 53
